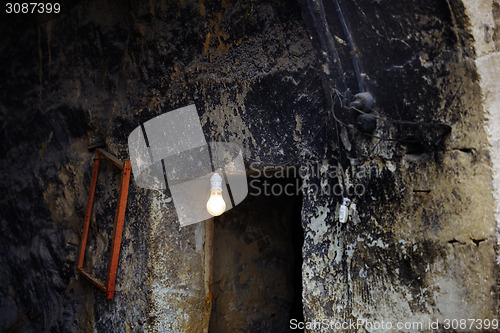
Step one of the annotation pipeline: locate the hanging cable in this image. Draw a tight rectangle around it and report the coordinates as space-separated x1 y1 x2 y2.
331 0 364 93
332 94 348 197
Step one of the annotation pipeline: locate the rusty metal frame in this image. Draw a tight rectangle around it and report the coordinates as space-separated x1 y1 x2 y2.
77 148 131 299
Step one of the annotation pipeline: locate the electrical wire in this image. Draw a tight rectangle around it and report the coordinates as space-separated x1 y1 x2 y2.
342 90 444 126
332 94 348 197
350 101 451 128
331 0 364 93
329 0 450 141
208 86 451 174
330 88 451 144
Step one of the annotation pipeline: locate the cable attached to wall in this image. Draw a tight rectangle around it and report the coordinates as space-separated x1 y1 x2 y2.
329 88 451 145
331 0 364 93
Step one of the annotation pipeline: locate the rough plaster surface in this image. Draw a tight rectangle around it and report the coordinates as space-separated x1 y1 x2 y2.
0 0 323 331
299 0 499 331
0 0 499 332
147 192 206 332
462 0 500 264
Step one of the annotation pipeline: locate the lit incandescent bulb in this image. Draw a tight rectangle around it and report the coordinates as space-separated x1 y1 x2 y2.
206 172 226 216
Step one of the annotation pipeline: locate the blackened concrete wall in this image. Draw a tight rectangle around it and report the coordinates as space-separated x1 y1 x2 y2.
0 0 498 332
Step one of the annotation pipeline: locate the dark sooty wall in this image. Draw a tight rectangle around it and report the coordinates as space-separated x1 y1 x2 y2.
0 0 498 331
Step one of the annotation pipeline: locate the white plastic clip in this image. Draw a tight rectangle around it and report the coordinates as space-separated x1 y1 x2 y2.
339 197 351 223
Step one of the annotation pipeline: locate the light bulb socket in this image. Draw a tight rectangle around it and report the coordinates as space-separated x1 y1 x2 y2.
356 114 377 134
351 92 374 111
210 172 223 191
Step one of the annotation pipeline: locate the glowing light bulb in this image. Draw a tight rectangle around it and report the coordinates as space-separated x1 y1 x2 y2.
207 172 226 216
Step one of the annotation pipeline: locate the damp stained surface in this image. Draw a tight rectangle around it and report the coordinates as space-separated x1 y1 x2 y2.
0 0 499 331
209 176 304 333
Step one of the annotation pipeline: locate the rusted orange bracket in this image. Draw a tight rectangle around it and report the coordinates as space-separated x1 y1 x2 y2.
77 148 131 299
